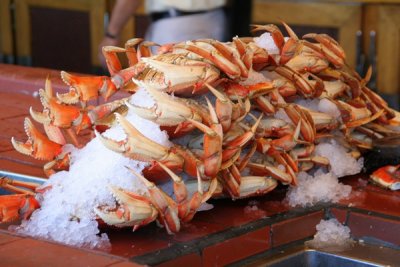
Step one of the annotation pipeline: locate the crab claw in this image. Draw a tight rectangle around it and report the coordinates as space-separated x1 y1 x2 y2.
127 167 181 234
94 186 158 229
11 118 63 161
59 71 118 104
370 165 400 190
96 113 183 166
126 86 202 127
303 33 346 68
0 194 40 223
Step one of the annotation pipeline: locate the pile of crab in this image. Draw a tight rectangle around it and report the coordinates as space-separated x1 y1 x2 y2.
2 23 400 240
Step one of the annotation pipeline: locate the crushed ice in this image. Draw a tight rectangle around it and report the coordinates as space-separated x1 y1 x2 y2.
286 171 352 208
315 140 363 178
306 218 354 250
11 87 171 250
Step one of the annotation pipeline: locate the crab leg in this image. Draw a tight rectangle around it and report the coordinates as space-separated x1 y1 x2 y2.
247 162 293 184
197 39 249 78
284 104 315 143
221 115 262 169
188 97 223 178
0 176 40 195
127 168 180 234
303 33 345 68
96 113 184 178
159 163 217 222
275 66 314 97
175 41 241 79
238 176 278 199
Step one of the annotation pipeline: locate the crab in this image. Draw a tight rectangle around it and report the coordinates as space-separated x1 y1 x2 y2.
3 23 400 236
370 165 400 190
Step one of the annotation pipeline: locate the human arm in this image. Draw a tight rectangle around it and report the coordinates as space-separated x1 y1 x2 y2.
98 0 141 67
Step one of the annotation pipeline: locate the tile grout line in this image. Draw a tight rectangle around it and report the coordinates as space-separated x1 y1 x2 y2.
131 205 328 265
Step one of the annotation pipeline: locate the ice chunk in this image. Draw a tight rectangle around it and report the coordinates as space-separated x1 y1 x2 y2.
306 218 354 251
315 140 363 177
286 171 351 207
254 33 284 55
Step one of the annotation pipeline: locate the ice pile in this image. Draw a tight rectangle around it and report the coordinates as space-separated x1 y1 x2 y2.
286 171 352 207
254 32 287 55
315 140 363 178
286 138 362 207
307 218 354 250
12 88 171 250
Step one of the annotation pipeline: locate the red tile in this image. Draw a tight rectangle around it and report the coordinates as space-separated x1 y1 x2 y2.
340 188 400 217
0 237 122 267
108 260 145 267
347 212 400 245
0 149 45 177
330 208 348 224
0 64 69 94
0 231 23 246
195 197 276 228
272 211 324 247
202 226 270 267
155 253 202 267
107 226 171 258
172 220 227 242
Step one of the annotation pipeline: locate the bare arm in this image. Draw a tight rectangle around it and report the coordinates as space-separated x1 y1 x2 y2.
99 0 141 67
106 0 141 38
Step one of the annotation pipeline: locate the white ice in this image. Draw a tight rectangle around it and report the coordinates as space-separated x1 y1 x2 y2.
286 171 352 207
307 218 353 250
13 87 171 250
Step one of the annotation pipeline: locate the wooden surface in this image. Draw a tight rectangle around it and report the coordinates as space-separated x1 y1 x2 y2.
363 5 400 95
0 0 13 59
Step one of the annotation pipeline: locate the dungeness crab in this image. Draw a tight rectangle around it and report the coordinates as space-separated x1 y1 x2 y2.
2 23 400 238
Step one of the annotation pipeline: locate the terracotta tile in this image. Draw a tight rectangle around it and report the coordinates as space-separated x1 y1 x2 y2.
0 149 45 177
330 208 348 224
272 211 324 247
0 232 22 246
107 225 171 258
340 188 400 217
202 226 270 267
0 237 122 267
195 198 271 228
172 220 227 242
347 212 400 245
0 64 69 94
155 253 202 267
108 260 145 267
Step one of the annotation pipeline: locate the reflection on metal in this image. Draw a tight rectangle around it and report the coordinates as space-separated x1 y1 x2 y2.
0 170 45 195
242 242 400 267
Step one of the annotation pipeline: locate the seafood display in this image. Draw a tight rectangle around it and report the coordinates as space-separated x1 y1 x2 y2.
1 23 400 241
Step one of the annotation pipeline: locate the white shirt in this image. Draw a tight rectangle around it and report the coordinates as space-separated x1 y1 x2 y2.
146 0 226 13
